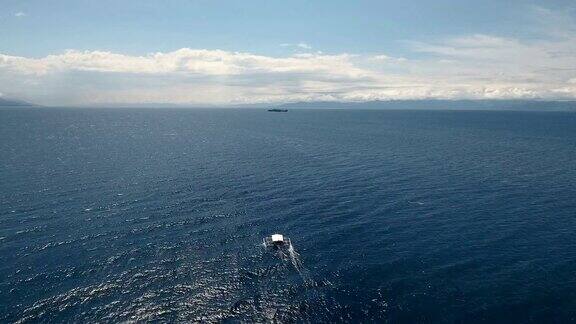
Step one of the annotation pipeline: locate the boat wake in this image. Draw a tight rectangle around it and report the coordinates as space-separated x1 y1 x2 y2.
262 234 313 284
287 241 303 272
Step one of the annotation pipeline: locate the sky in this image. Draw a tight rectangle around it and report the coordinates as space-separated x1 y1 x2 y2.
1 0 576 106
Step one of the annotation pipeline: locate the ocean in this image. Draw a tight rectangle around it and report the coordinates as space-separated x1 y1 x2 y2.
1 107 575 323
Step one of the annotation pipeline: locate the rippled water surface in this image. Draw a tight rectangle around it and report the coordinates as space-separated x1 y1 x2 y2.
1 107 576 323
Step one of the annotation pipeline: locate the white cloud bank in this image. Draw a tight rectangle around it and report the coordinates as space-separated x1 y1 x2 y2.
0 49 362 77
1 8 576 106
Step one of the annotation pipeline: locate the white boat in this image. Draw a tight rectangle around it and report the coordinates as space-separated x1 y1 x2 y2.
263 234 291 248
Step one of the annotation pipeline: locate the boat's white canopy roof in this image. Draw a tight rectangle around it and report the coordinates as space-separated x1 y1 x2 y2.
271 234 284 242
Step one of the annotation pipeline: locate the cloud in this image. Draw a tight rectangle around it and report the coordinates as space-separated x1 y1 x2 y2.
280 42 313 50
0 49 373 105
1 42 575 105
14 12 26 18
406 31 576 87
1 6 576 105
371 54 408 63
0 49 365 77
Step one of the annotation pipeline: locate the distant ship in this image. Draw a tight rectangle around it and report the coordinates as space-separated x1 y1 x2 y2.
267 108 288 112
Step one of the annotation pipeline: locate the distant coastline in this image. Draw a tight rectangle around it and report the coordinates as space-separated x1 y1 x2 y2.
3 98 576 111
276 99 576 111
0 97 38 107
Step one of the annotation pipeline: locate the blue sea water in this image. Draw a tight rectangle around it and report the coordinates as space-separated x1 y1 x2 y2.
1 107 576 323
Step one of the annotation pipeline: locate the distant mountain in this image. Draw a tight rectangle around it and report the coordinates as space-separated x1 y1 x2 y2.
0 97 36 107
279 100 576 111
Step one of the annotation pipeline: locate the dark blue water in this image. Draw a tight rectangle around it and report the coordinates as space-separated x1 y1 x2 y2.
1 107 576 323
